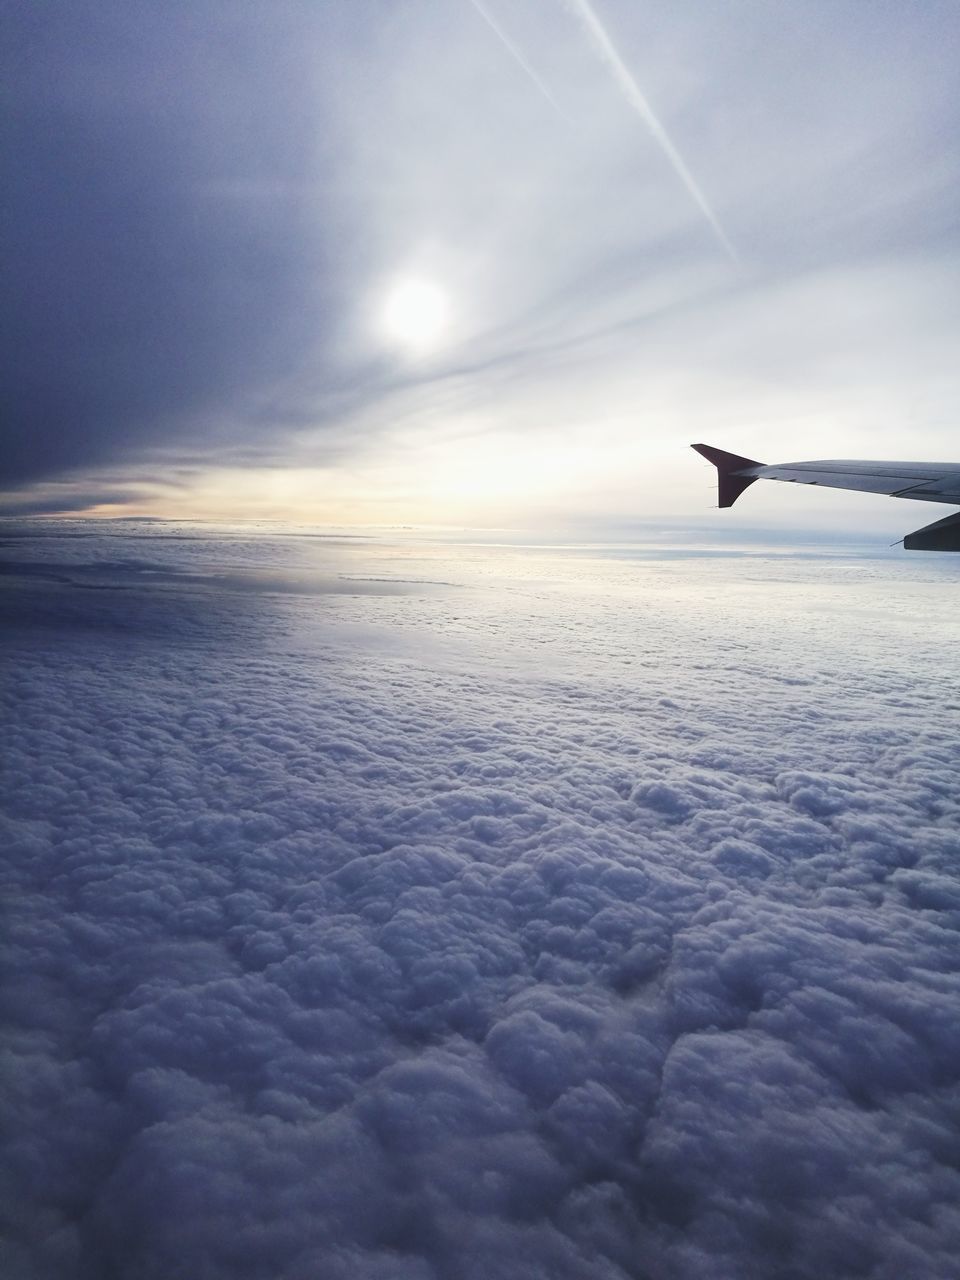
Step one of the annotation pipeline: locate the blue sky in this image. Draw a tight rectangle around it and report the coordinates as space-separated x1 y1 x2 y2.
3 1 959 531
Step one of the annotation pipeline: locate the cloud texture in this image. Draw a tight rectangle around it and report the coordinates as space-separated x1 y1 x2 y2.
2 526 959 1277
4 2 960 523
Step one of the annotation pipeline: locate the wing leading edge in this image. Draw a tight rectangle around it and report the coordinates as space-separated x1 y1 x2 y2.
691 443 960 552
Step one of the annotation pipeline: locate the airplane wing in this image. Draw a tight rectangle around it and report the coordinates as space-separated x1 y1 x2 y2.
691 443 960 551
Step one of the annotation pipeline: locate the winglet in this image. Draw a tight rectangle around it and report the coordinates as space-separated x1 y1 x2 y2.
691 443 764 508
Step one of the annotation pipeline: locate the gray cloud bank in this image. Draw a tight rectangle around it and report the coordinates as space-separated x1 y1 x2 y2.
4 2 960 505
3 0 338 487
2 526 960 1278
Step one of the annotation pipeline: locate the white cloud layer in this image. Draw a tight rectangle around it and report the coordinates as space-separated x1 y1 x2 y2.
2 525 959 1278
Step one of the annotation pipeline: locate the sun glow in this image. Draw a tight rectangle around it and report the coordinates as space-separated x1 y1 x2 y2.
379 276 450 353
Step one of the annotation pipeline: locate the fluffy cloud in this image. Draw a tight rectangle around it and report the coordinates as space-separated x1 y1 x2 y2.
2 526 959 1278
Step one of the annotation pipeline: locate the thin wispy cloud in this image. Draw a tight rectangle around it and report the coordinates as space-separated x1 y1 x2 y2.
4 1 957 524
563 0 738 261
467 0 573 122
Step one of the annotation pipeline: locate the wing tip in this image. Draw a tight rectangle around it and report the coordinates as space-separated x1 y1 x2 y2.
691 442 764 508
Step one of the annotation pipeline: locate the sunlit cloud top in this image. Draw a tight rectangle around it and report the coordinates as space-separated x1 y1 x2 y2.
3 1 959 532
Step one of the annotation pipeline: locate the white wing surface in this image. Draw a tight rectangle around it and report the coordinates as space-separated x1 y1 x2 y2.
692 444 960 552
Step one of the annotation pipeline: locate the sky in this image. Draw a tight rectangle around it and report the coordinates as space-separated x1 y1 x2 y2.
2 524 960 1278
3 0 960 533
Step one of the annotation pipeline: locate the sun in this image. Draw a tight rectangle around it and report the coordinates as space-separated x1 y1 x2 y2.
379 276 450 354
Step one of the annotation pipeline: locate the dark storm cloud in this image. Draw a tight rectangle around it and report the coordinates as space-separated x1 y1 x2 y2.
2 1 348 486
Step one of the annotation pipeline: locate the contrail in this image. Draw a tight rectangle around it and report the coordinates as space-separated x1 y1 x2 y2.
563 0 737 261
467 0 574 123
